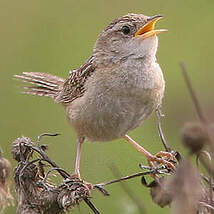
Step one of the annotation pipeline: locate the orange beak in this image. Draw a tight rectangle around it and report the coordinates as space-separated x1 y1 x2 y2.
135 15 167 39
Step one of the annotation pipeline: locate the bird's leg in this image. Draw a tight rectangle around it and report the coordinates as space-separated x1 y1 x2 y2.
68 137 93 191
123 135 176 170
123 135 153 158
71 137 84 179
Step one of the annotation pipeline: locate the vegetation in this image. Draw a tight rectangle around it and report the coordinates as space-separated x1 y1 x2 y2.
1 0 214 213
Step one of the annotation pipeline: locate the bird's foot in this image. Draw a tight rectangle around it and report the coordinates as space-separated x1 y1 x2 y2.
68 173 109 196
147 151 177 172
69 172 81 179
66 173 93 190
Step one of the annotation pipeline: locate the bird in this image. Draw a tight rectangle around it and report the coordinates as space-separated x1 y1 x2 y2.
14 13 174 180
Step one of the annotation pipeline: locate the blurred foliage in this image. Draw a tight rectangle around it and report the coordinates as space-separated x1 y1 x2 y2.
1 0 214 213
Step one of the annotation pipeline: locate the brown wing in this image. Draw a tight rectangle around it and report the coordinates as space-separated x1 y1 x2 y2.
55 56 96 104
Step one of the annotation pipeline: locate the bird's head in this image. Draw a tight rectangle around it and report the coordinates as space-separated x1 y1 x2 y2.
93 13 167 65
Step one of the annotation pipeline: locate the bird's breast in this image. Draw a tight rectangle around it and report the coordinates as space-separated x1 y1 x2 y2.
66 61 165 142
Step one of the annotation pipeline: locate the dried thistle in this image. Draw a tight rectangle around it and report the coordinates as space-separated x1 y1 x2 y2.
149 177 173 208
0 150 14 213
169 160 203 214
11 136 34 161
12 135 97 214
181 122 208 154
58 178 92 210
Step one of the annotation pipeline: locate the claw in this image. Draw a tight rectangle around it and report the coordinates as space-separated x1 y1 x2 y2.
147 151 177 171
155 151 176 160
65 174 93 191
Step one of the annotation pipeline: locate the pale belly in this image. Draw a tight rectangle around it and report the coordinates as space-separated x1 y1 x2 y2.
66 86 163 142
67 62 165 142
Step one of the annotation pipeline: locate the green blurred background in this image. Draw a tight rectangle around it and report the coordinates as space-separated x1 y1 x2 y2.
1 0 214 213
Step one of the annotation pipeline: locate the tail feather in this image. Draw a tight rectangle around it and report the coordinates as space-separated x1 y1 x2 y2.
22 86 58 98
14 72 65 99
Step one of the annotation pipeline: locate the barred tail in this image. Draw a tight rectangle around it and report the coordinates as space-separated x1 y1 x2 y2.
14 72 65 99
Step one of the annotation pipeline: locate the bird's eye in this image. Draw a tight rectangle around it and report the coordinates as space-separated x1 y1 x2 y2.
121 25 130 35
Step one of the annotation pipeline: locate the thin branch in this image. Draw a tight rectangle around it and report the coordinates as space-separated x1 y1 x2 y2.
197 152 214 179
180 62 207 123
180 62 214 160
156 107 171 152
37 133 60 147
110 165 145 214
83 198 100 214
42 167 68 184
95 172 150 187
29 145 70 179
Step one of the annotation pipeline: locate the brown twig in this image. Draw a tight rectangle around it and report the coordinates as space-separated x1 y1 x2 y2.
180 62 214 162
156 107 171 152
196 151 214 179
179 62 207 124
179 62 214 213
84 198 100 214
110 165 145 214
30 145 70 179
95 164 170 188
96 171 154 187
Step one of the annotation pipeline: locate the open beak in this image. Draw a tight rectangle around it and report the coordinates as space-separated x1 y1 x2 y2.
135 15 167 39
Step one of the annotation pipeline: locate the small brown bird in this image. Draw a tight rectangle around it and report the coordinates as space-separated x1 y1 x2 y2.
15 13 173 179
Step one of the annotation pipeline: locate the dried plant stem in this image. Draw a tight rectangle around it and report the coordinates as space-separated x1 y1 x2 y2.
180 62 214 161
13 135 100 214
156 107 171 152
30 145 70 179
96 171 153 187
110 165 145 214
180 62 207 124
84 198 100 214
95 164 169 188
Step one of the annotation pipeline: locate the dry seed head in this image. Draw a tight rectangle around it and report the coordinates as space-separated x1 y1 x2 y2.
149 177 173 208
0 155 13 212
58 179 91 210
169 160 203 214
11 136 34 162
181 122 209 153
